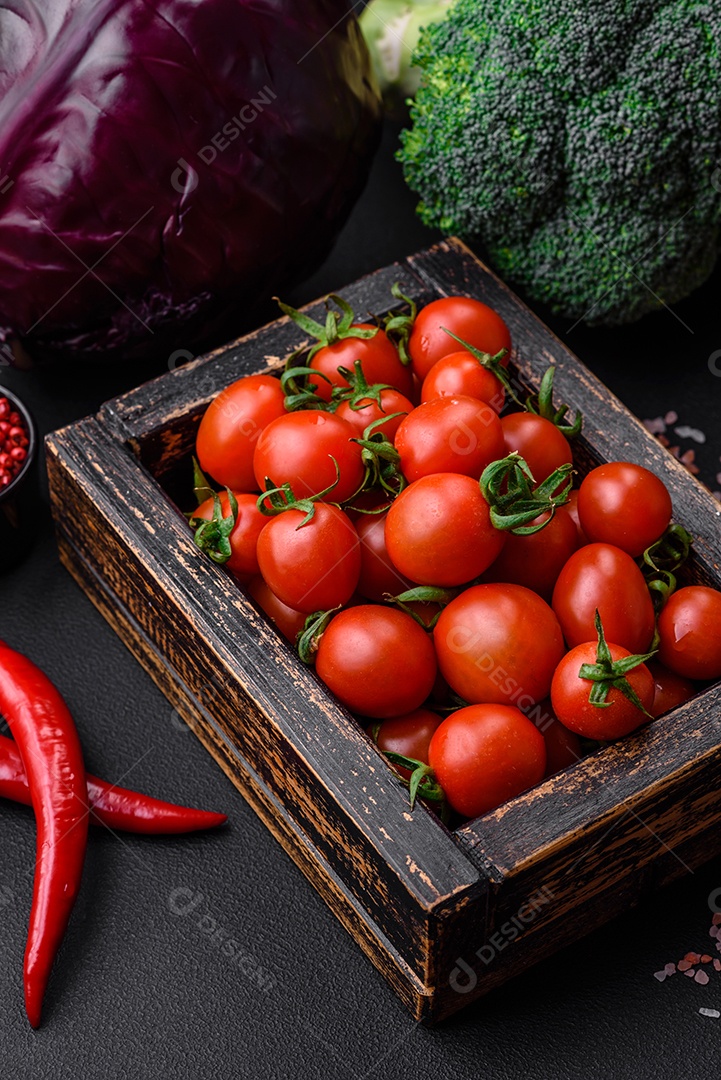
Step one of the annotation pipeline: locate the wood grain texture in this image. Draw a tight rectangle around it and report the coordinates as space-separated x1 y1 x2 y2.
46 238 721 1022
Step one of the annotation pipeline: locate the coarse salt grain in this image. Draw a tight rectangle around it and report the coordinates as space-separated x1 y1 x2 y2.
643 418 666 435
678 960 693 971
654 971 667 982
684 969 697 978
664 410 678 424
699 1008 720 1018
675 426 706 444
713 913 721 925
701 955 712 964
715 960 721 972
696 970 710 985
665 963 676 975
685 952 701 963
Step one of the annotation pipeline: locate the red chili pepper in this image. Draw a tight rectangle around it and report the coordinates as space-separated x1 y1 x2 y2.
0 642 88 1029
0 733 227 833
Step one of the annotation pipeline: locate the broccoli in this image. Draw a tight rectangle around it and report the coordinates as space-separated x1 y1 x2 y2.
398 0 721 325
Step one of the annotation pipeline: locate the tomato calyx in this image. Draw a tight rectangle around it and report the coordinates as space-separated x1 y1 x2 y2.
280 365 331 412
352 416 408 499
525 365 583 437
377 749 447 812
330 360 395 412
257 463 341 528
383 585 455 629
639 523 694 613
578 610 656 718
297 607 340 665
189 489 238 565
382 282 417 367
276 294 378 360
192 457 215 507
440 327 520 405
480 452 573 534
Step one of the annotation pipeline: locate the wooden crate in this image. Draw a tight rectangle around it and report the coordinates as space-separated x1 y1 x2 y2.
46 239 721 1022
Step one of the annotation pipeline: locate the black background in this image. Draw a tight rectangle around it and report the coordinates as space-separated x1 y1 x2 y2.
1 119 721 1079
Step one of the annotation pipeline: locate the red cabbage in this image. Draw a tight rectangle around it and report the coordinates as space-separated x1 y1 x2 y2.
0 0 381 362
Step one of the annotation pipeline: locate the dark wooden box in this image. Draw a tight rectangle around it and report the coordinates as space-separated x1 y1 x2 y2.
46 240 721 1022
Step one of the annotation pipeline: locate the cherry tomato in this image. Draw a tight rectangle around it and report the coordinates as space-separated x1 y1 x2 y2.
420 351 505 413
530 700 582 776
395 396 505 482
577 462 672 556
247 576 307 643
551 642 654 740
434 583 565 706
315 606 437 718
370 708 444 775
552 543 655 653
646 661 696 718
256 504 360 613
501 413 572 484
408 297 511 382
253 411 364 503
196 374 286 491
428 704 546 818
309 326 414 402
385 473 505 586
480 507 578 601
193 491 267 581
356 511 413 602
335 387 413 441
657 586 721 680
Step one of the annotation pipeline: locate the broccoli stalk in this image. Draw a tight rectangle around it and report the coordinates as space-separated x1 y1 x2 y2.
398 0 721 325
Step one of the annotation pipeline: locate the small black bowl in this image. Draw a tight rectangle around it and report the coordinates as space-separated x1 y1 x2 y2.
0 384 38 573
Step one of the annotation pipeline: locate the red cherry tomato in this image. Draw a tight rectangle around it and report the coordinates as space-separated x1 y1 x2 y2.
193 491 266 581
247 576 306 643
335 387 413 441
408 297 511 382
395 396 505 482
370 708 444 775
657 586 721 680
420 351 505 413
356 511 413 602
196 374 286 491
309 326 414 401
256 504 360 613
428 704 546 818
433 583 565 707
551 642 654 740
552 543 655 653
501 413 572 484
480 507 578 601
253 411 364 503
385 473 505 586
646 661 696 718
577 462 672 556
315 606 437 718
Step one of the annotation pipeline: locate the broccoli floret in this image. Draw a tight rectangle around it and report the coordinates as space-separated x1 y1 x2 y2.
398 0 721 325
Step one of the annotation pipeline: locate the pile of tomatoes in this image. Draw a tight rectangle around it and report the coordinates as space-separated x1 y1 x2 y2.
190 288 721 823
